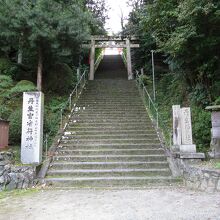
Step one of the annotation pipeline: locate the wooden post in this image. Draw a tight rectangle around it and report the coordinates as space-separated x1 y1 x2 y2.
89 38 95 80
126 38 133 80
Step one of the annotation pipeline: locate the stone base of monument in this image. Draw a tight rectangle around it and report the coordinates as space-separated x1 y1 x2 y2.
180 144 196 153
171 145 205 160
209 139 220 159
208 151 220 159
179 152 205 159
171 145 180 152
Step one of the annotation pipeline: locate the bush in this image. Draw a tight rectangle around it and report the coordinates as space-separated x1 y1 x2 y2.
0 58 12 74
8 109 22 144
191 106 211 153
8 80 36 96
0 75 13 91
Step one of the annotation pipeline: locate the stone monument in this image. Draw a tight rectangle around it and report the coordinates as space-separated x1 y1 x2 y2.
179 107 196 153
21 92 44 164
205 105 220 158
172 105 204 158
172 105 181 149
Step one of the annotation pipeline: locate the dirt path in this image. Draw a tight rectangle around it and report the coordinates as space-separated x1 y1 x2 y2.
0 187 220 220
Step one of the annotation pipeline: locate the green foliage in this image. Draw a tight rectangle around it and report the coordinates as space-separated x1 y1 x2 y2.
8 80 36 95
125 0 219 152
46 63 76 95
139 74 152 86
8 109 22 144
191 106 211 153
0 105 11 120
0 75 13 91
126 0 220 103
0 58 12 75
214 97 220 105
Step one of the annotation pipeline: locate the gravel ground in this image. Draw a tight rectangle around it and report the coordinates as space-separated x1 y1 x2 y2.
0 187 220 220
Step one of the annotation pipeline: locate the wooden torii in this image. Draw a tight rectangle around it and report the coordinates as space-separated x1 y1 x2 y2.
83 36 140 80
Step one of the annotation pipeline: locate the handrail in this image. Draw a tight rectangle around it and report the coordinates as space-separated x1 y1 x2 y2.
60 69 88 130
136 70 172 147
95 52 103 71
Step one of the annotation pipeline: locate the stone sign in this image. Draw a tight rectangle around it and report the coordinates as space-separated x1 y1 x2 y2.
172 106 197 153
211 112 220 138
172 105 181 146
180 108 193 145
180 107 196 153
205 106 220 158
21 92 44 164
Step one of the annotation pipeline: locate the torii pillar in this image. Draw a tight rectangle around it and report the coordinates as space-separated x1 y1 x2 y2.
126 38 133 80
89 38 95 80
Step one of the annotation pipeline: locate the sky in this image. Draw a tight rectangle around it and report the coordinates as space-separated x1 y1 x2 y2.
105 0 132 34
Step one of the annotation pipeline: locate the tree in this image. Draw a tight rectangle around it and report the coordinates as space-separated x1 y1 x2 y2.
84 0 108 34
125 0 220 104
0 0 96 91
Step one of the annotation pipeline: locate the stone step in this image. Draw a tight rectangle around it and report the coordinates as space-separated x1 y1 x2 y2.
76 104 145 108
53 155 167 162
71 114 150 119
73 111 148 115
60 140 160 146
77 102 143 105
68 121 154 127
47 168 171 177
56 148 165 156
45 176 180 187
63 130 156 135
69 126 156 132
68 127 155 132
68 119 151 124
62 134 158 140
59 143 161 149
69 118 151 124
70 115 150 119
50 161 170 170
61 138 160 143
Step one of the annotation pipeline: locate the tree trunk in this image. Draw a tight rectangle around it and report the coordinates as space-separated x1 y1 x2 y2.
17 37 23 64
37 46 43 91
17 49 23 64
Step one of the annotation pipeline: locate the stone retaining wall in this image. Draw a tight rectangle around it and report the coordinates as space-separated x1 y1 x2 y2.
168 152 220 192
0 151 36 191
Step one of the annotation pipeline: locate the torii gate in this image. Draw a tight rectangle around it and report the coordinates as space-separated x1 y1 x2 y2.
84 36 139 80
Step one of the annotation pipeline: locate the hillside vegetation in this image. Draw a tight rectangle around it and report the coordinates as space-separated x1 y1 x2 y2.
0 0 107 147
125 0 220 153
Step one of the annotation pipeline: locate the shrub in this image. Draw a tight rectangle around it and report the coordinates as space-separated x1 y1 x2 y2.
0 58 11 75
8 109 22 144
8 80 36 96
191 106 211 153
0 75 13 91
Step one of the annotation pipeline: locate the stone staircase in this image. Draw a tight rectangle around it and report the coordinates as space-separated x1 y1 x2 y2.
45 55 179 188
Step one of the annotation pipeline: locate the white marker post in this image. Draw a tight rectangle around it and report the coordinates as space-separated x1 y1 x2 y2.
180 107 196 153
172 105 182 147
21 92 44 164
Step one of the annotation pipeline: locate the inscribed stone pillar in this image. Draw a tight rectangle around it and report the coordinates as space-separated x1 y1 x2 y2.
172 105 181 146
21 92 44 164
205 106 220 158
180 107 196 153
126 38 133 80
89 38 95 80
